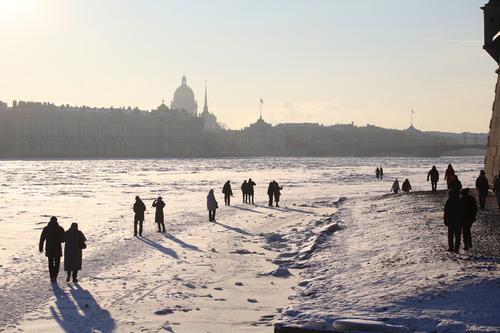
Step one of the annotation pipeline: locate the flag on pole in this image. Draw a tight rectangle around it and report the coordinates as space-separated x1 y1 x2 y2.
260 98 264 104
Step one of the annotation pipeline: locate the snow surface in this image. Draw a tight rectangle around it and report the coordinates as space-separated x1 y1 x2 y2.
0 156 494 332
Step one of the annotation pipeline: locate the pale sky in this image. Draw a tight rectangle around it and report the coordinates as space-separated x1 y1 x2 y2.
0 0 495 132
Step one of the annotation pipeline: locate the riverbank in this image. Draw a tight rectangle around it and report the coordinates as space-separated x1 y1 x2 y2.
277 190 500 333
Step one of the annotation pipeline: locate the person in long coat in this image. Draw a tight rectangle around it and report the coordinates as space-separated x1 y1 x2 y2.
427 166 439 193
449 175 462 193
444 190 462 253
267 182 274 207
402 179 412 193
444 164 455 189
64 223 87 283
475 170 489 210
222 181 233 206
460 189 477 251
133 196 146 236
375 167 380 179
39 216 65 283
247 178 256 204
273 181 283 207
241 180 248 204
207 189 218 222
391 179 400 194
152 196 166 233
494 169 500 209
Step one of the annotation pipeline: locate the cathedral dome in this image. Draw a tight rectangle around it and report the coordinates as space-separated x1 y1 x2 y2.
171 75 197 116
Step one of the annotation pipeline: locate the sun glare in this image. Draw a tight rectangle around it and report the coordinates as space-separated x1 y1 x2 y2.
0 0 30 17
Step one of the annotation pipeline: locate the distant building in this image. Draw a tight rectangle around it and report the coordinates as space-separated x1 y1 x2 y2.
170 75 198 116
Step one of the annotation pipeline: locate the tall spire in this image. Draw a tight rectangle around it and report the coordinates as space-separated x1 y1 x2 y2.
203 80 209 114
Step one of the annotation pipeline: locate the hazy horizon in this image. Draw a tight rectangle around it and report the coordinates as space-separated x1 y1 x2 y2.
0 0 494 132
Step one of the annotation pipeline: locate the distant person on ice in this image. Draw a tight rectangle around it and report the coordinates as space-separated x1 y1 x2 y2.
152 196 166 233
494 169 500 209
64 223 87 283
448 175 462 193
444 164 455 189
460 188 477 251
247 178 256 204
380 167 384 179
273 181 283 207
267 181 274 206
444 190 462 253
427 166 439 193
241 180 248 204
133 196 146 236
391 179 400 194
475 170 489 210
207 189 218 222
375 167 380 179
39 216 65 283
222 181 233 206
402 179 412 193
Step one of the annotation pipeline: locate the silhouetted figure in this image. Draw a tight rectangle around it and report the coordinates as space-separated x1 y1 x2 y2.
444 190 462 253
207 189 218 222
402 179 412 193
39 216 65 283
448 175 462 193
460 189 477 251
375 167 380 179
152 196 166 233
273 181 283 207
444 164 455 189
475 170 489 210
391 179 400 194
380 167 384 179
247 178 256 204
267 182 274 206
427 166 439 193
133 196 146 236
494 170 500 209
241 180 248 204
222 181 233 206
64 223 87 283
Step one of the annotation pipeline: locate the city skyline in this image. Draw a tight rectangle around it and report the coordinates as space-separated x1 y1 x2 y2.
0 0 494 132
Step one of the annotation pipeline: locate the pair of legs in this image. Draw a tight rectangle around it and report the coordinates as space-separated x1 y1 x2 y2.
224 194 231 206
447 226 461 253
209 210 216 222
268 194 273 206
249 193 254 204
274 195 280 207
479 194 487 210
134 218 143 236
462 223 472 250
157 220 165 233
431 181 437 193
48 256 61 282
66 270 79 282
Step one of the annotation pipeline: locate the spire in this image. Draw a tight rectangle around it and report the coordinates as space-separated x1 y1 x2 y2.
203 80 209 114
182 74 186 85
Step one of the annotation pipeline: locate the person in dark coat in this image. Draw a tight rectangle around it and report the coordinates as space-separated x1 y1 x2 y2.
444 164 455 189
207 189 218 222
427 166 439 193
380 167 384 179
375 167 380 179
133 196 146 236
444 190 462 253
267 182 274 206
39 216 66 283
402 179 412 193
273 181 283 207
64 223 87 283
241 180 248 204
247 178 256 204
448 175 462 193
391 179 400 194
460 189 477 251
494 169 500 209
152 196 166 233
222 181 233 206
475 170 489 210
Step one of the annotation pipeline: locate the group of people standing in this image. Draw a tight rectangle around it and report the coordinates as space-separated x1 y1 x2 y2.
241 179 257 204
444 188 477 253
133 196 166 236
39 217 87 283
375 167 384 179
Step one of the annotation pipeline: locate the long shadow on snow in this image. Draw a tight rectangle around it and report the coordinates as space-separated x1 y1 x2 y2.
230 205 265 214
51 283 115 333
255 204 317 215
212 221 251 236
163 232 202 252
138 236 179 259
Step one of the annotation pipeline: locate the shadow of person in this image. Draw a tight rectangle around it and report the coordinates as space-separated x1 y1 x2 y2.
138 236 179 259
163 233 202 252
212 221 251 236
50 283 115 333
229 205 265 214
255 204 316 215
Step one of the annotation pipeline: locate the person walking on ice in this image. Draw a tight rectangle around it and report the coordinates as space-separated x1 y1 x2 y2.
207 189 218 222
273 181 283 207
475 170 489 210
39 216 65 283
64 223 87 283
133 196 146 236
152 196 166 233
222 181 233 206
427 165 439 193
241 180 248 204
247 178 256 204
